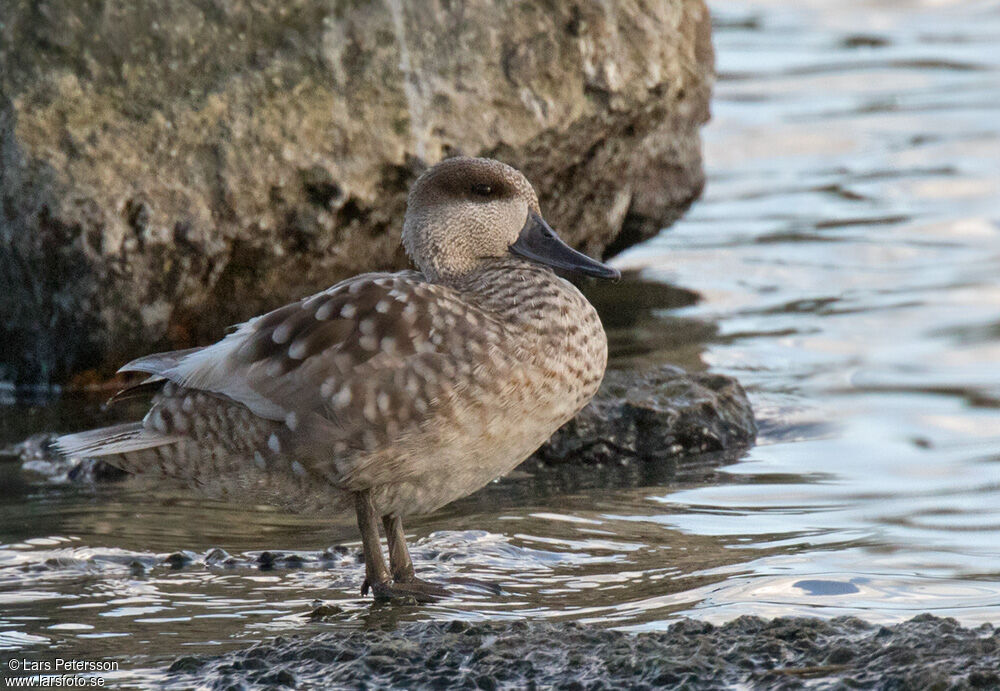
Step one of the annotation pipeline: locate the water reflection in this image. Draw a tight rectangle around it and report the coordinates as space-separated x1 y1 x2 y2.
615 0 1000 625
3 0 1000 677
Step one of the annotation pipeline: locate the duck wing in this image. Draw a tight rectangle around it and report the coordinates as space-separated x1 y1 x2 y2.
118 271 507 487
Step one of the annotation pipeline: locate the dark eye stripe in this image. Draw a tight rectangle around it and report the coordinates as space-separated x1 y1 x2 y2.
471 183 493 197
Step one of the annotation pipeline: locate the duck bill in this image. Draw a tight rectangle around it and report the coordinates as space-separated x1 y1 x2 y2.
509 212 621 280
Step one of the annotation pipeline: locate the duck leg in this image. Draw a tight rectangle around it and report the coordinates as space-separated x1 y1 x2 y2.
382 514 450 598
383 514 416 582
382 515 501 595
355 489 391 597
355 491 447 602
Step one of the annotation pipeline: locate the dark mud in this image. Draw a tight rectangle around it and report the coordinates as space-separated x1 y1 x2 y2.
162 615 999 690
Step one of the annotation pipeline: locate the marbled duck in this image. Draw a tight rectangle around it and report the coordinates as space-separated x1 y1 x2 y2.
57 157 619 600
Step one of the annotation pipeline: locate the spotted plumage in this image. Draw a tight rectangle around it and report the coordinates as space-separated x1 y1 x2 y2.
57 157 618 600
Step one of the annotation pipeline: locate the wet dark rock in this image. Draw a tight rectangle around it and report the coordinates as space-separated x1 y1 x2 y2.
162 615 1000 690
169 548 361 573
167 657 206 675
306 603 344 621
2 433 55 465
164 551 198 569
66 457 129 483
280 553 306 568
10 431 126 482
321 545 351 561
533 365 756 466
0 0 714 387
256 551 280 570
204 548 233 566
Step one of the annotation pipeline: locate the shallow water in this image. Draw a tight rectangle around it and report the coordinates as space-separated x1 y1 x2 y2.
3 0 1000 681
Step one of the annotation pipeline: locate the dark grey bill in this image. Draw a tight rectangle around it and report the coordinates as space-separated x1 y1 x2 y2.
509 212 621 280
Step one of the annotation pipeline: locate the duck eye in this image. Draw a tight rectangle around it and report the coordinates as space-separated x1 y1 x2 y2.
470 183 493 197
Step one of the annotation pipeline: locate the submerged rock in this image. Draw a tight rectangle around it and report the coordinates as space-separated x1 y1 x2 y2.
160 615 1000 690
533 365 757 466
5 431 128 483
0 0 714 386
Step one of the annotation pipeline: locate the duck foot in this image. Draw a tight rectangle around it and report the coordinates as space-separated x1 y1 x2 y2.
444 576 503 595
362 577 451 603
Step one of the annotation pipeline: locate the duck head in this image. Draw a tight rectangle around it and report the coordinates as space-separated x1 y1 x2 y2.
402 157 620 283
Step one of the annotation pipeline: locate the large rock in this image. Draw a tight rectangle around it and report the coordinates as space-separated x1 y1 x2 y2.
0 0 714 386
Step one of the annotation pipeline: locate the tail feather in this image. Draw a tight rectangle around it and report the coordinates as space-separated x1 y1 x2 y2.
118 347 204 376
107 375 167 406
55 422 183 458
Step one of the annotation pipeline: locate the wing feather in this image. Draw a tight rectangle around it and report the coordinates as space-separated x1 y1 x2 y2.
101 269 509 489
134 271 469 422
118 347 204 376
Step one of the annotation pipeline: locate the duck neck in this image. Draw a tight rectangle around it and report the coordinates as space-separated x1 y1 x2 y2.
450 257 591 327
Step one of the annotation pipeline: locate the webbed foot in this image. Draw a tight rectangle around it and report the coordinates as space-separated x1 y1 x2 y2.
362 576 451 603
444 576 503 595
